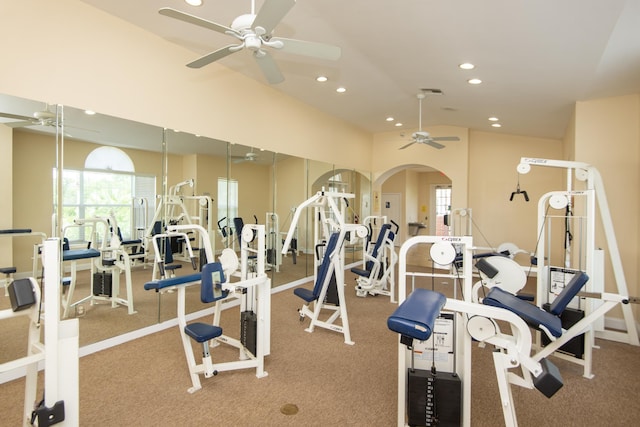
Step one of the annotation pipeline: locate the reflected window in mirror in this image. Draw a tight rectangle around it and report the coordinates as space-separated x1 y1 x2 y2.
58 147 156 242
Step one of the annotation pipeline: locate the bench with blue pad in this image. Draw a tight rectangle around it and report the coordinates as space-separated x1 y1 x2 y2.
482 271 589 338
351 223 391 278
387 288 447 346
184 262 229 344
294 232 341 303
62 237 100 261
0 267 17 276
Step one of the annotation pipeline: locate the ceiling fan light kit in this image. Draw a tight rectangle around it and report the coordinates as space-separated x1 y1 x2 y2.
159 0 341 84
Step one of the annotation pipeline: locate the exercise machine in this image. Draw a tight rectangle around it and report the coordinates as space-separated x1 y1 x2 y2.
390 235 637 426
0 229 47 295
1 239 79 426
283 189 368 344
146 179 215 265
61 217 135 318
144 223 270 393
517 157 639 376
351 219 398 300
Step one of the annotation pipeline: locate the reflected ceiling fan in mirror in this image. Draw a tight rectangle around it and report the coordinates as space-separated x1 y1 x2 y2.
231 147 259 163
0 102 98 137
0 102 59 128
400 92 460 150
158 0 341 84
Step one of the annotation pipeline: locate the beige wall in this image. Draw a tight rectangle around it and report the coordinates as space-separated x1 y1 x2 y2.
574 94 640 320
468 130 563 255
0 0 372 170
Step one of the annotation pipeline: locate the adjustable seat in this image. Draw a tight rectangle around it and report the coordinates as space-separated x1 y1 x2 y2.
483 271 589 339
182 262 229 390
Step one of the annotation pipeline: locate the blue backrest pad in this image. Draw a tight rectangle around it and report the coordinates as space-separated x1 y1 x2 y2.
387 289 447 341
549 271 588 315
201 262 228 303
483 286 563 337
312 232 341 299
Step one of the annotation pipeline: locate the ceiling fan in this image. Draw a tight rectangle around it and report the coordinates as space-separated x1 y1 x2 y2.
399 93 460 150
0 103 59 128
231 148 259 164
159 0 342 85
0 103 98 138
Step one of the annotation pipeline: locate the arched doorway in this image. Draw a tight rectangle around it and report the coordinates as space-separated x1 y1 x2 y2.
374 164 452 244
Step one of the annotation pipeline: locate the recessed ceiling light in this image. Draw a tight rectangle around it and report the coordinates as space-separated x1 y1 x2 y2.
488 117 499 121
386 117 394 122
336 87 346 93
491 123 502 128
84 110 96 115
459 63 475 70
395 122 403 127
185 0 203 6
316 76 328 82
468 78 482 85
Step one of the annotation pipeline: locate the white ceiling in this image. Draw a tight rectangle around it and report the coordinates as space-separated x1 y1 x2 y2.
77 0 640 141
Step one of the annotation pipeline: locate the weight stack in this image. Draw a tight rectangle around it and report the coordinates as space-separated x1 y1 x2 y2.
241 311 257 356
408 369 461 427
541 303 585 358
92 272 112 296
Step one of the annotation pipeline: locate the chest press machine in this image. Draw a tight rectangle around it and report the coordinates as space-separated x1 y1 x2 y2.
282 189 368 345
144 223 270 393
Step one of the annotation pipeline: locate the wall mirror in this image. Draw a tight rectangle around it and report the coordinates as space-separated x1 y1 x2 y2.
1 92 373 359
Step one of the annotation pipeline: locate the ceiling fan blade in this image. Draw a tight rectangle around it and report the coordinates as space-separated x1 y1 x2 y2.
270 37 341 60
158 7 236 35
187 45 239 68
431 136 460 142
253 0 296 35
4 120 34 128
254 51 284 84
399 142 416 150
425 140 445 149
0 112 33 121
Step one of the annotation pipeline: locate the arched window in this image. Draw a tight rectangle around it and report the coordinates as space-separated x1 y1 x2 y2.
84 146 134 172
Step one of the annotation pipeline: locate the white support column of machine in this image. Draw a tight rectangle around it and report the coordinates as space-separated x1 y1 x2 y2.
43 238 80 426
396 235 474 427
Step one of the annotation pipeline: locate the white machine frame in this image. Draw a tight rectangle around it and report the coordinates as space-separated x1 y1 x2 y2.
518 157 639 377
146 179 215 264
1 239 79 426
163 224 271 393
396 235 474 427
353 217 398 301
396 234 636 426
62 217 135 317
282 189 367 344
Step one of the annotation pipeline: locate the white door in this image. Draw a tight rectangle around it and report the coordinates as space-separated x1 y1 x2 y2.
381 193 402 244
